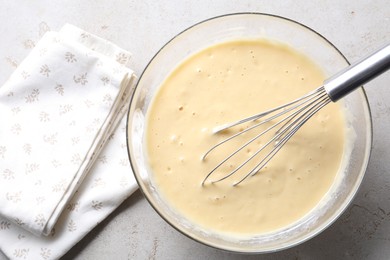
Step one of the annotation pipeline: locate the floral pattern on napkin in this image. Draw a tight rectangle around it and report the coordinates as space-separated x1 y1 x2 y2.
0 116 137 260
0 23 135 240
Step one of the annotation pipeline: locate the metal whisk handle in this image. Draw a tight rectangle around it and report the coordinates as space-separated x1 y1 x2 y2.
324 44 390 102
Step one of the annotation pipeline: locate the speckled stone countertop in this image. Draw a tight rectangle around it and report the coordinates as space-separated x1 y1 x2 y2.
0 1 389 259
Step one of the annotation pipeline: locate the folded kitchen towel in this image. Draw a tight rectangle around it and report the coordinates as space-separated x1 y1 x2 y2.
0 24 138 259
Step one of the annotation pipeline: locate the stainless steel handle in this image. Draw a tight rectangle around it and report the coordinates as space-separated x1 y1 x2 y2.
324 44 390 102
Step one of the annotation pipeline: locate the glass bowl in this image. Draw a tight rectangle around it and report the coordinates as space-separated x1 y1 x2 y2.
126 13 372 253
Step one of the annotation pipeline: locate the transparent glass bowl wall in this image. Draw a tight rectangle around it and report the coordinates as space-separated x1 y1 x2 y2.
126 13 372 253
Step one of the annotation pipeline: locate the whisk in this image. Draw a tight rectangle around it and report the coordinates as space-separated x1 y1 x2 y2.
202 44 390 186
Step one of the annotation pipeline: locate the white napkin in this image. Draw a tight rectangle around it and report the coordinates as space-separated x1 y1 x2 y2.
0 24 138 259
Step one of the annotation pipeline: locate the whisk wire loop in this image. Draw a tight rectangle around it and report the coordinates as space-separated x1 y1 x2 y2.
234 93 331 186
202 86 331 186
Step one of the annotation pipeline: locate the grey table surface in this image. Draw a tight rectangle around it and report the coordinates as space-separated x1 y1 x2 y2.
0 1 389 259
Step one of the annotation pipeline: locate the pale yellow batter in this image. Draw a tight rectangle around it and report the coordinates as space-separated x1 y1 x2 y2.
146 39 345 236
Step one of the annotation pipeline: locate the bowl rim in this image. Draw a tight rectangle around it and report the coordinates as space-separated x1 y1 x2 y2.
125 12 373 253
